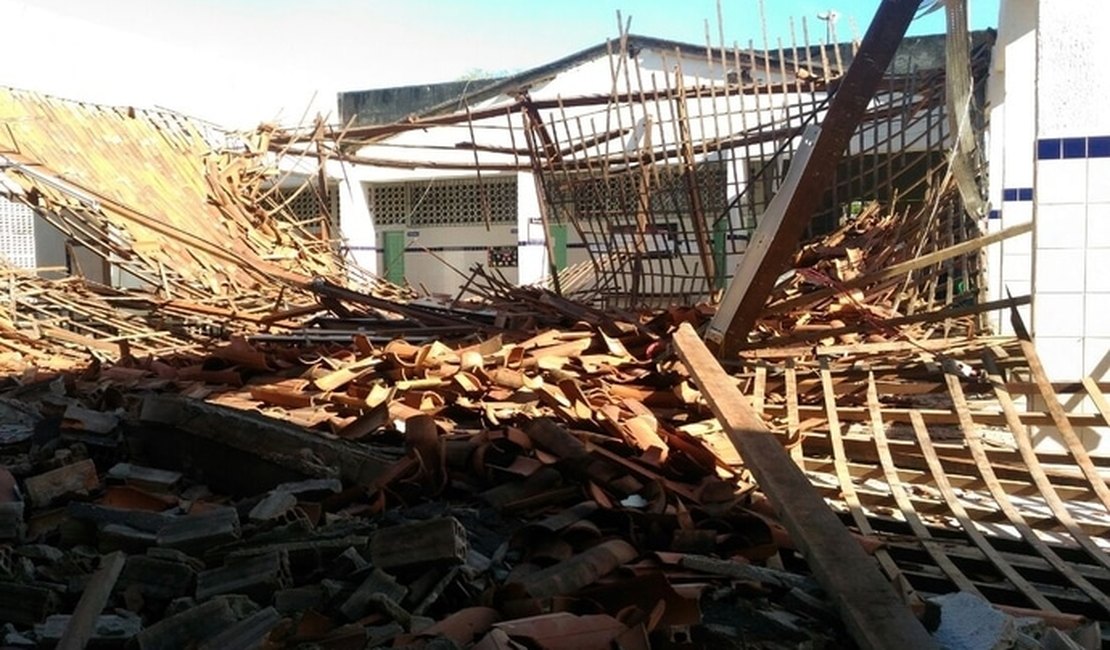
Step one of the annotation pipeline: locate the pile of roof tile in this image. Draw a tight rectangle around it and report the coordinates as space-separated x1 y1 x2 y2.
0 305 868 650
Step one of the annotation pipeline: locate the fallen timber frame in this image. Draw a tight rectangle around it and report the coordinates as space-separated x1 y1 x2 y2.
732 327 1110 629
673 322 938 650
706 0 923 356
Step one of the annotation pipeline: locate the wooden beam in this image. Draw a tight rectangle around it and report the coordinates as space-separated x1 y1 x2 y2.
733 295 1030 351
763 222 1032 318
704 0 929 356
672 323 937 650
56 551 126 650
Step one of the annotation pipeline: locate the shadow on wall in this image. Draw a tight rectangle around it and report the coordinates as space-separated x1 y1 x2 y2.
1031 347 1110 454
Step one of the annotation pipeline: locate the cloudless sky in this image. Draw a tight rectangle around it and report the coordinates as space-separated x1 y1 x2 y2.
0 0 999 128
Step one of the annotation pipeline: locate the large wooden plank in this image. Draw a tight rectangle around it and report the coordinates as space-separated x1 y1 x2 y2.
672 323 936 650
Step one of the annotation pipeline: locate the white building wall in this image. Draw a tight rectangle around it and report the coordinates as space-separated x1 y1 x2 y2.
516 171 547 286
985 0 1037 334
336 42 948 299
337 169 377 275
1033 0 1110 386
987 0 1110 453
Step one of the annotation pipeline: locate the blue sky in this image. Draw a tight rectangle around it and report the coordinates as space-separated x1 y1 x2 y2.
0 0 999 127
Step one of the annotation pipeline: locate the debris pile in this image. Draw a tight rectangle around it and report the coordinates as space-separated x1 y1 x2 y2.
0 309 868 649
0 271 1107 648
1 41 1108 649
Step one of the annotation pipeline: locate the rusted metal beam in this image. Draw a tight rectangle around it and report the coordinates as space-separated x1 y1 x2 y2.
672 323 936 650
706 0 920 357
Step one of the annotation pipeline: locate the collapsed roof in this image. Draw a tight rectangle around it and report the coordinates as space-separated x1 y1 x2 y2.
0 12 1106 650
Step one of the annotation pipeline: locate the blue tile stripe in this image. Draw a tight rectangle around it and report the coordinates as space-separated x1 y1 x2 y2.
1002 187 1033 202
989 209 1001 220
1037 135 1110 159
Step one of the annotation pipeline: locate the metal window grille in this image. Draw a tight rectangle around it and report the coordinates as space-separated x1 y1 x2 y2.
368 176 517 227
0 196 36 269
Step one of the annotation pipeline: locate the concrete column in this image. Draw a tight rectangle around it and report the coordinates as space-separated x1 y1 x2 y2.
516 171 548 286
985 0 1037 334
336 168 377 275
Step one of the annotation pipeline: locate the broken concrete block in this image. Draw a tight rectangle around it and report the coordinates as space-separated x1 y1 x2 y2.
326 546 369 579
0 582 59 625
107 463 182 492
24 459 99 508
274 585 325 614
929 591 1016 650
156 507 240 553
0 467 24 541
133 597 240 650
120 555 197 602
68 502 175 533
140 394 390 486
274 478 342 498
62 404 120 434
364 622 405 647
221 535 369 581
195 550 291 603
99 524 158 553
197 606 280 650
0 502 24 542
247 490 297 523
14 543 64 564
370 517 468 572
37 612 142 645
340 568 409 621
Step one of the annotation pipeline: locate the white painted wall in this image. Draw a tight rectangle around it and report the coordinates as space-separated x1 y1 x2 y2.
516 171 547 286
334 41 946 299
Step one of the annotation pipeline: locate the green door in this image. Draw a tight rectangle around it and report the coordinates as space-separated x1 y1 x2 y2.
712 218 728 290
382 231 405 285
550 223 568 272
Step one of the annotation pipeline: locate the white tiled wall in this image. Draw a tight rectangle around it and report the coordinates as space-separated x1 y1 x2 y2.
985 1 1038 335
1035 160 1085 203
1090 159 1110 203
1084 337 1110 380
1029 0 1110 453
